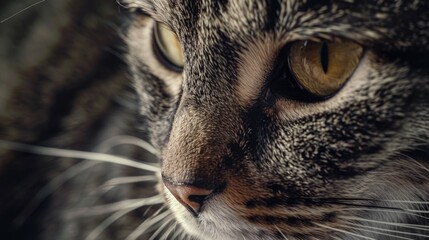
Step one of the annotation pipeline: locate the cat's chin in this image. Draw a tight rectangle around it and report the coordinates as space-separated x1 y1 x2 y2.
164 189 270 240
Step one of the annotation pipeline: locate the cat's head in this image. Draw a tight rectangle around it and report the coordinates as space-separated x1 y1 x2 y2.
125 1 429 239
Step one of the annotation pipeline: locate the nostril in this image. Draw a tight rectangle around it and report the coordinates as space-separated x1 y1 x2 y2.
188 194 207 206
163 179 214 216
183 191 212 214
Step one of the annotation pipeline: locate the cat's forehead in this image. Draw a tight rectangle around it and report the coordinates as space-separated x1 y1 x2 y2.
126 0 427 50
134 0 364 28
128 0 409 19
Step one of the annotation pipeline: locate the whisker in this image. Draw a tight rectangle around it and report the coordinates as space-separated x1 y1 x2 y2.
337 223 413 240
85 207 139 240
274 225 289 240
1 0 46 23
344 221 429 239
0 140 160 172
314 199 429 219
95 135 158 155
313 222 376 240
92 175 158 196
160 221 178 240
398 153 429 174
11 135 159 226
179 229 189 240
340 216 429 232
126 205 167 238
101 175 158 186
14 160 97 226
148 216 175 240
170 226 185 240
337 207 429 221
142 206 154 218
125 210 171 240
140 205 167 225
67 196 163 218
308 197 429 205
324 201 405 211
374 200 429 205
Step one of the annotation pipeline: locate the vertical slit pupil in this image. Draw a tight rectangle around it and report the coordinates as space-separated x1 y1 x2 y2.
321 42 329 73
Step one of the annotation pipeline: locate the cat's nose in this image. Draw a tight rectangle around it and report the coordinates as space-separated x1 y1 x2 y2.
163 179 214 215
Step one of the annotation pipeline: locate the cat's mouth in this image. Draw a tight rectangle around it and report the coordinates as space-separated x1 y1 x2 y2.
163 187 270 240
161 182 341 240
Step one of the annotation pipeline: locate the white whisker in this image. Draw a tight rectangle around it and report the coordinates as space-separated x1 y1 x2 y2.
67 196 163 218
337 223 413 240
148 216 175 240
313 222 376 240
344 221 429 239
92 175 158 196
179 229 189 240
14 160 97 226
160 221 178 240
1 0 46 23
0 140 160 172
142 206 155 218
315 197 429 206
337 207 429 221
376 200 429 205
85 208 138 240
125 210 171 240
148 205 167 219
101 175 158 187
340 216 429 231
274 225 289 240
95 135 158 155
11 134 159 226
170 226 185 240
398 153 429 174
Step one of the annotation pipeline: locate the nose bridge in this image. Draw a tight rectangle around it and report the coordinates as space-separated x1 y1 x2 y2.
162 96 235 188
162 38 241 188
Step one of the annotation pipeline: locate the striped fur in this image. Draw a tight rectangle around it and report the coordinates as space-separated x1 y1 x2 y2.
125 0 429 239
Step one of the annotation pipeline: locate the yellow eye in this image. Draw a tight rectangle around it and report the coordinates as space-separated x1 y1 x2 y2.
154 22 184 70
288 40 363 97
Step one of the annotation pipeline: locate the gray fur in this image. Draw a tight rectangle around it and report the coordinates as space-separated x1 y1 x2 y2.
125 0 428 239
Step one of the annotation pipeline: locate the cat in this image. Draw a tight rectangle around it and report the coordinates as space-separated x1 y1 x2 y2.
1 0 428 239
123 0 429 239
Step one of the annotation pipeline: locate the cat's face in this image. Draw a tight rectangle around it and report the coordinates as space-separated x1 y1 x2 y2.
125 0 429 239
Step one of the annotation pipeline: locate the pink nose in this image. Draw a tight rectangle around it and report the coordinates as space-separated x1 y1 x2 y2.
163 179 214 215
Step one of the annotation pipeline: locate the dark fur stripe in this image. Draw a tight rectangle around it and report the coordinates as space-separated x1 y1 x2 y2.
264 0 280 30
248 215 312 226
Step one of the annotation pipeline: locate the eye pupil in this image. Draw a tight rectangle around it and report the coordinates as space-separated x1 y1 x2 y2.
321 42 329 74
285 40 363 101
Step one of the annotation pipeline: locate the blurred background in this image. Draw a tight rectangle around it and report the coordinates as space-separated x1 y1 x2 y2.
0 1 158 239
